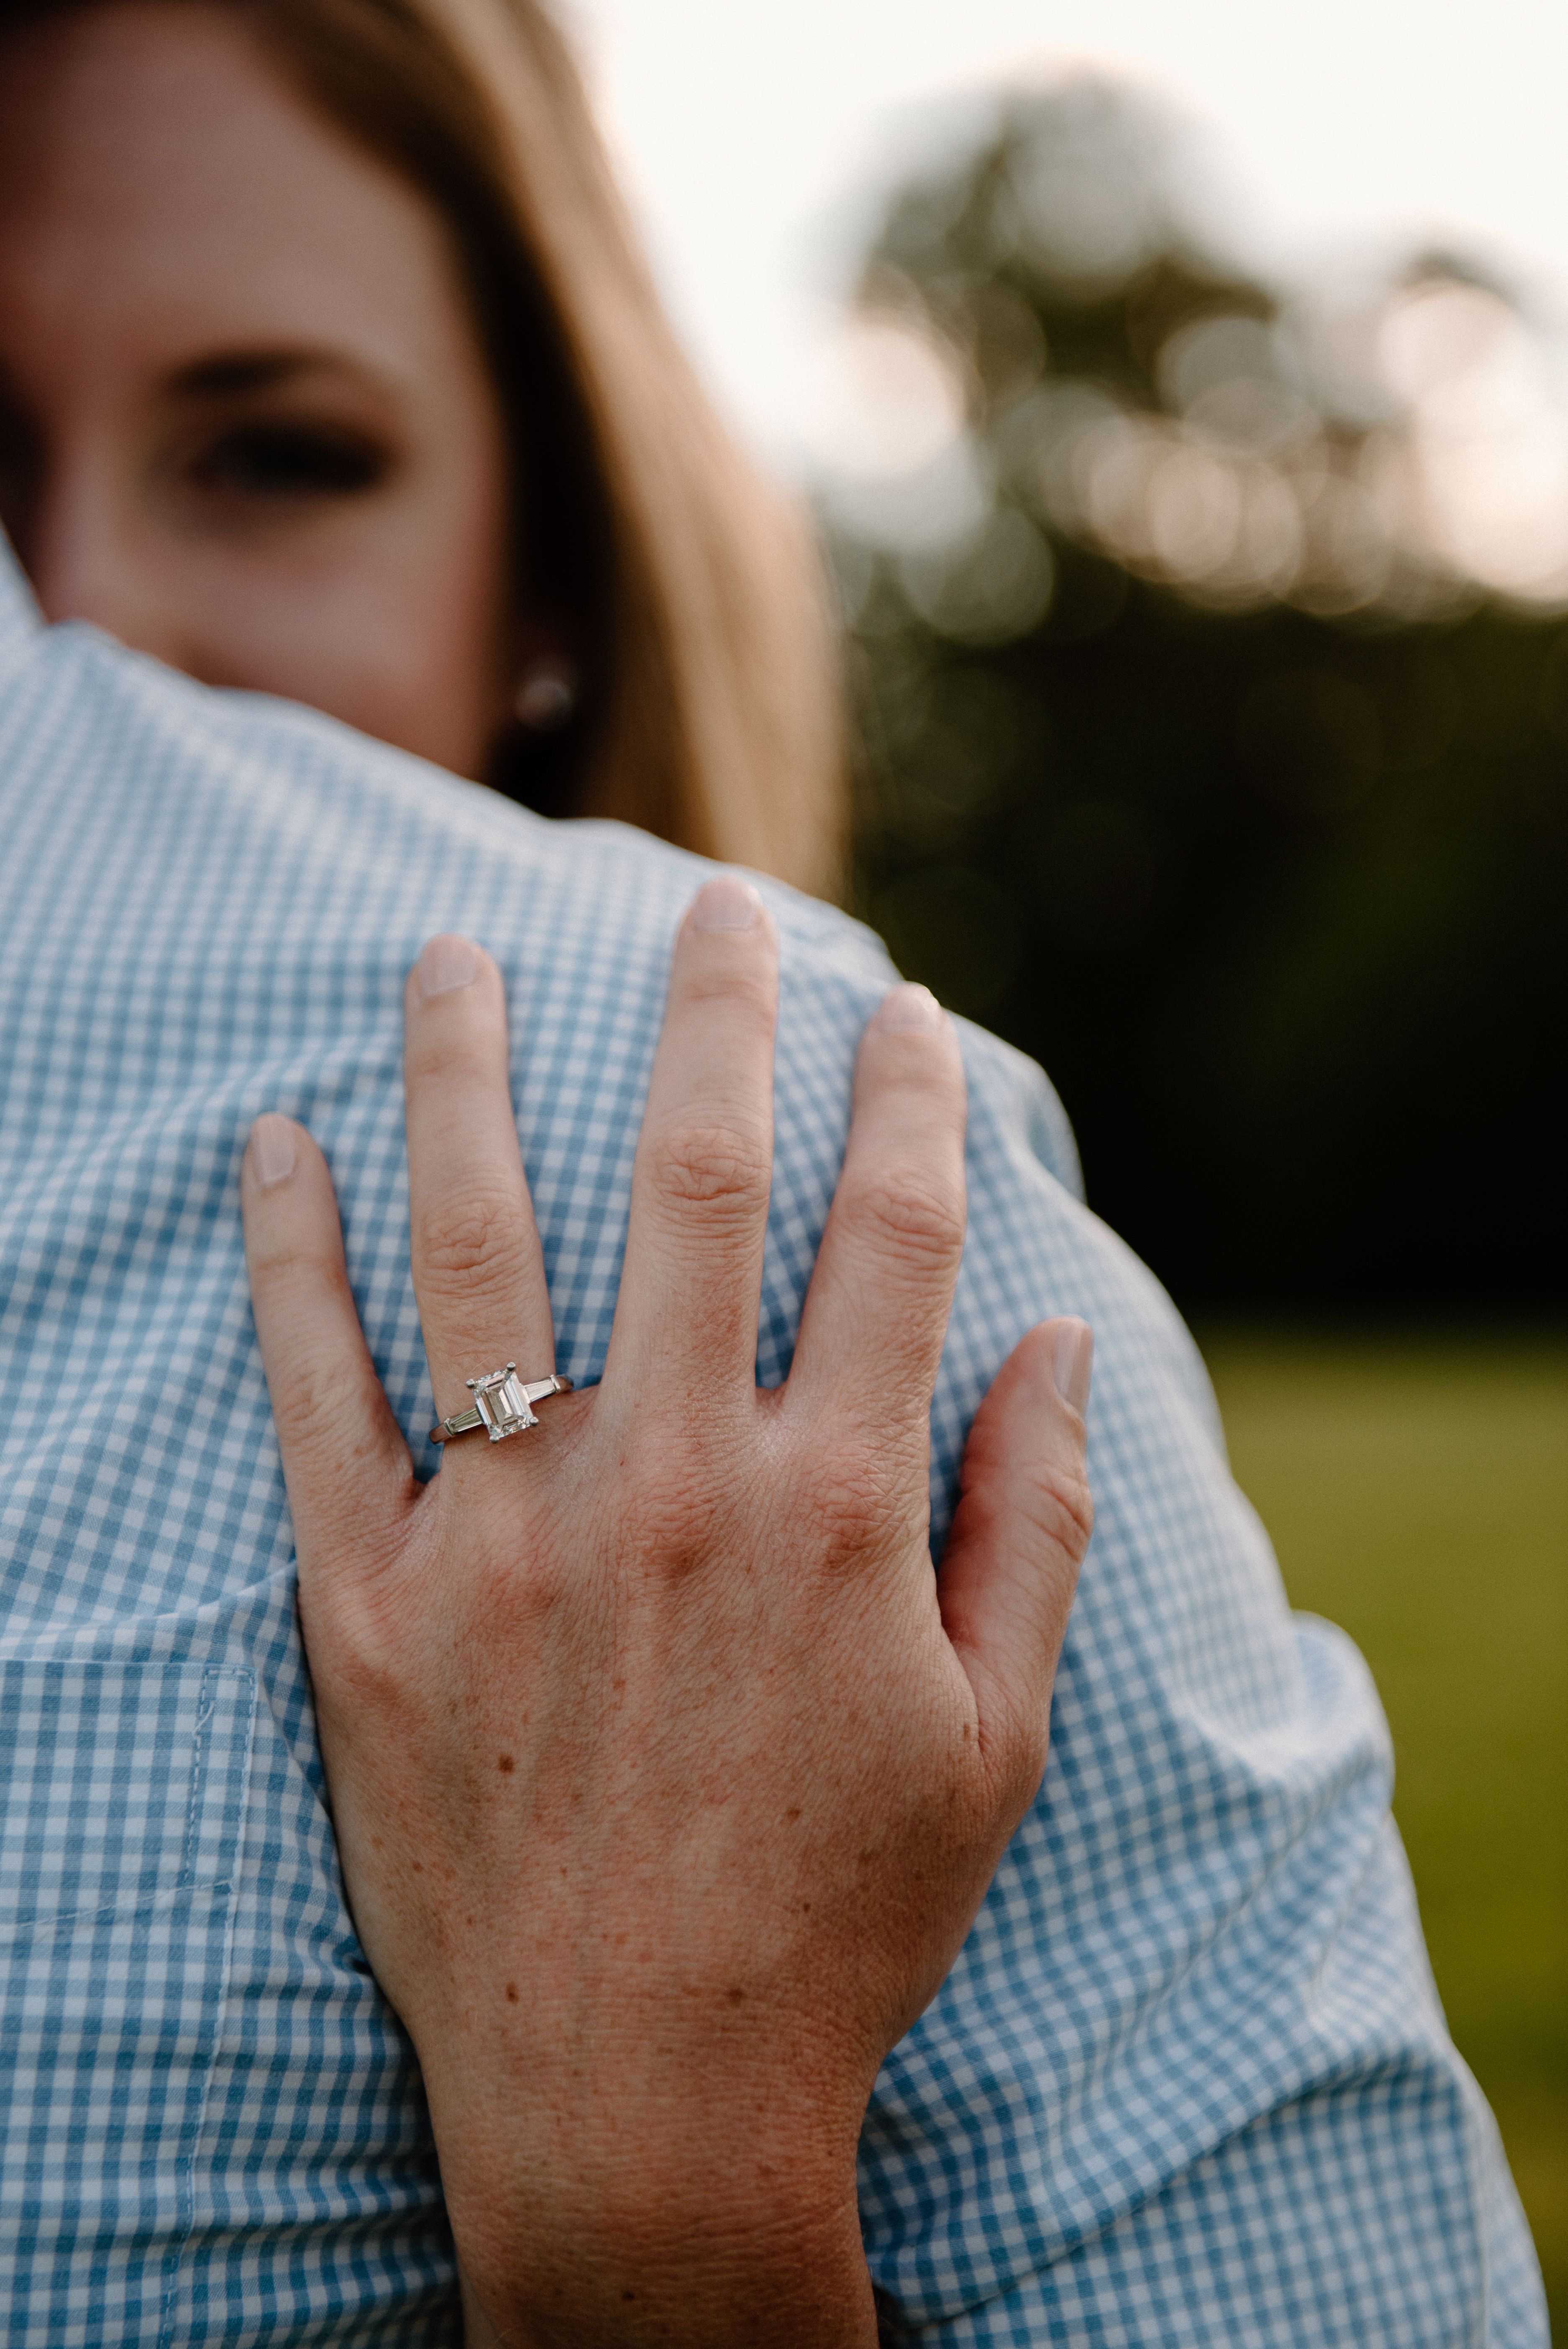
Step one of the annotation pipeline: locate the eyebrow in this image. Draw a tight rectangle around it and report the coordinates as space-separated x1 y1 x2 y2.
163 348 354 400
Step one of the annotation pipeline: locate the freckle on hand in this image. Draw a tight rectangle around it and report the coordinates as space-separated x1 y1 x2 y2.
505 1982 519 2003
497 1754 515 1774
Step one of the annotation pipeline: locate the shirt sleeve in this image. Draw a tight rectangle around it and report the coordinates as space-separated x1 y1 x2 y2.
855 1021 1547 2346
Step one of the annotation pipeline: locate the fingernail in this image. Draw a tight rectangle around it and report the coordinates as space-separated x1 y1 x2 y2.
691 875 761 932
1052 1319 1094 1418
416 935 480 999
249 1113 297 1190
874 982 943 1034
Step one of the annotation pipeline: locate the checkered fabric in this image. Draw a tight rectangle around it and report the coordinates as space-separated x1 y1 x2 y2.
0 540 1545 2345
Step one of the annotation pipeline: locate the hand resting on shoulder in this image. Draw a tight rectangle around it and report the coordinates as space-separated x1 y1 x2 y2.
240 872 1094 2348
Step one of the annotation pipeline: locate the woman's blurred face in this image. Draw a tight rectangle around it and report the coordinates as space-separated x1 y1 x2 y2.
0 2 518 777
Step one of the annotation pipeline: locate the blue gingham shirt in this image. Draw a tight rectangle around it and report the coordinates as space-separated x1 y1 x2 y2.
0 538 1544 2346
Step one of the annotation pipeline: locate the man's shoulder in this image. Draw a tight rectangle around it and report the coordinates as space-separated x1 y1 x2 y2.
7 618 1043 1107
2 612 1086 1228
9 615 888 1007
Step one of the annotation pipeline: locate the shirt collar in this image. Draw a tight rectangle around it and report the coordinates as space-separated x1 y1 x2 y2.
0 532 41 674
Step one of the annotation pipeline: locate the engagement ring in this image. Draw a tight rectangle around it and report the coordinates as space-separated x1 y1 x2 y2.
429 1366 572 1444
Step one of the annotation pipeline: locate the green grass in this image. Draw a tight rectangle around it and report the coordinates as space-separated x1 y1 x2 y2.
1200 1332 1567 2335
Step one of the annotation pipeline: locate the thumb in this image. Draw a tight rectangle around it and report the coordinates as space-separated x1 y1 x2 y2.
938 1318 1094 1795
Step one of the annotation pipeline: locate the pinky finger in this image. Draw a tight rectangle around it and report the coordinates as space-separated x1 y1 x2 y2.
241 1114 413 1573
938 1318 1094 1800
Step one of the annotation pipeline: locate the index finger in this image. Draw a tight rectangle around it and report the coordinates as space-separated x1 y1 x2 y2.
241 1114 412 1564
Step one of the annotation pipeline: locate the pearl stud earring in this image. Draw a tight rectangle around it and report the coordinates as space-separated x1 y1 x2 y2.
514 653 579 731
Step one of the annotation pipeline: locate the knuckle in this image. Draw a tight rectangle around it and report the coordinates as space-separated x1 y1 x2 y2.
964 1671 1053 1816
602 1403 764 1579
804 1439 920 1570
414 1188 529 1292
618 1452 721 1579
246 1216 326 1287
838 1167 965 1275
403 1013 497 1093
679 957 776 1020
1004 1705 1053 1803
302 1565 412 1718
269 1346 344 1451
1015 1461 1096 1562
471 1539 570 1631
272 1362 389 1487
644 1120 770 1222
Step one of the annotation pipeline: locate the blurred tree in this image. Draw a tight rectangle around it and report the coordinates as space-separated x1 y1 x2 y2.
826 77 1567 1315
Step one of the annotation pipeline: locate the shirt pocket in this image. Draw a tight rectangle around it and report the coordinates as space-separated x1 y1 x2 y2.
0 1658 256 2349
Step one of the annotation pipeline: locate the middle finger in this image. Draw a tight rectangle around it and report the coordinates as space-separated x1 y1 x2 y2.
402 935 555 1432
603 875 778 1404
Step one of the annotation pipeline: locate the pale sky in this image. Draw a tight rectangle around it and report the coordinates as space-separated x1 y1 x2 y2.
572 0 1568 474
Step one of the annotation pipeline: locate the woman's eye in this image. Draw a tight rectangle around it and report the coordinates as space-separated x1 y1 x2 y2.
189 423 389 501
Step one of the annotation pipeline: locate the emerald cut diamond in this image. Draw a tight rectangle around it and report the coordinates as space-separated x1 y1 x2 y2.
468 1364 538 1440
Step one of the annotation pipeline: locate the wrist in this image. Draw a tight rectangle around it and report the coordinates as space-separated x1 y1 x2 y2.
453 2137 875 2349
400 1911 888 2344
427 2027 876 2348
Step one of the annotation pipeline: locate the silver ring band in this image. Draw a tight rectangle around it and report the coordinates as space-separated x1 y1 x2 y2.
430 1365 572 1444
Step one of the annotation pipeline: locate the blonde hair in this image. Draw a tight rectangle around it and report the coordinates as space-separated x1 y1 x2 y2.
258 0 847 895
0 0 845 890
